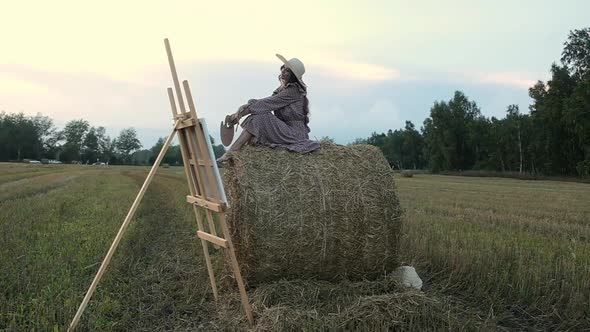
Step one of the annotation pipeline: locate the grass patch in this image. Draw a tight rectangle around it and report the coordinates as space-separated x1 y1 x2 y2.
2 164 589 330
397 174 590 330
0 169 137 330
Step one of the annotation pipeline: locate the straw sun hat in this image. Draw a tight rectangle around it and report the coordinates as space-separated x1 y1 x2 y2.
276 54 306 87
220 54 306 147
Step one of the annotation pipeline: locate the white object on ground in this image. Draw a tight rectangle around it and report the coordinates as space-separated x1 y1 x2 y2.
393 266 423 290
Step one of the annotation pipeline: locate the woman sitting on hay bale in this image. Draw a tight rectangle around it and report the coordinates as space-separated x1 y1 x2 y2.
217 54 320 162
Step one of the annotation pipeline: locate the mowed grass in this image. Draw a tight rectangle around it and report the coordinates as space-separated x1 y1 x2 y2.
397 175 590 330
0 164 213 331
1 163 589 330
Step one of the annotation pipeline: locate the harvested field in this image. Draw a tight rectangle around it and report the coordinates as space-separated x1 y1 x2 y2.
398 174 590 330
1 162 589 330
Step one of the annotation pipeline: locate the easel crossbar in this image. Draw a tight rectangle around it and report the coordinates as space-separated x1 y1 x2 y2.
186 195 227 212
197 231 228 248
175 118 197 130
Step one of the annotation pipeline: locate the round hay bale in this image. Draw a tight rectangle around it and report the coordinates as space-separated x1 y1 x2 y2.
401 170 414 178
222 142 403 285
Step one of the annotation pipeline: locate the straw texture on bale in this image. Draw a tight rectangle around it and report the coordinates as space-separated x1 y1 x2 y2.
222 142 403 285
215 278 495 331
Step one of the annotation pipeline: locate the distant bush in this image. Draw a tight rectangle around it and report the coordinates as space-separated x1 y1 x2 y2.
401 170 414 178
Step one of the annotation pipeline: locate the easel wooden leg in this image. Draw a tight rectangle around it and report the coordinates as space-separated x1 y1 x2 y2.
219 213 254 325
205 209 219 246
68 124 179 332
193 206 219 300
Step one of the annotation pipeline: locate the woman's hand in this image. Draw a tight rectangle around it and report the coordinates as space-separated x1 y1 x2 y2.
227 112 240 125
227 103 252 125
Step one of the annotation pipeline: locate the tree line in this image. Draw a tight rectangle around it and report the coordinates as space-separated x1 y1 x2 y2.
357 27 590 177
0 114 225 165
0 115 140 164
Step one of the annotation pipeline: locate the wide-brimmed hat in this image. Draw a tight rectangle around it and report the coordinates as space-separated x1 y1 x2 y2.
276 54 306 87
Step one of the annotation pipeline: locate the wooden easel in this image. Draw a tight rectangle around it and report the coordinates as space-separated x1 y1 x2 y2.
67 39 253 331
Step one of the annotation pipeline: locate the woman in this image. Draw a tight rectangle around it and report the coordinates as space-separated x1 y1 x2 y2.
217 54 320 162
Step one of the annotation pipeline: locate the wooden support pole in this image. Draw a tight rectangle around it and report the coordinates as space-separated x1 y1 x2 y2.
219 213 254 325
197 230 228 248
193 205 220 299
164 39 187 114
204 209 219 241
68 124 179 332
167 87 178 117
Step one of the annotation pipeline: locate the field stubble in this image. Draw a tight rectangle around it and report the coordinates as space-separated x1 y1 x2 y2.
398 175 590 330
1 164 589 330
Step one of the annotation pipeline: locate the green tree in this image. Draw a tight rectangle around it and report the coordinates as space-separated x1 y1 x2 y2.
148 137 176 165
82 127 100 163
44 129 65 160
383 129 404 169
210 136 225 161
565 76 590 175
61 119 90 162
366 132 386 149
562 27 590 176
115 128 142 164
32 113 56 159
562 27 590 79
349 138 368 145
402 121 425 169
319 136 335 144
529 65 576 174
423 91 482 172
131 149 152 165
94 126 113 162
0 112 41 161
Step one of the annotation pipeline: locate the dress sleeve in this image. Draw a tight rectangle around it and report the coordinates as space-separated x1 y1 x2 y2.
247 85 300 115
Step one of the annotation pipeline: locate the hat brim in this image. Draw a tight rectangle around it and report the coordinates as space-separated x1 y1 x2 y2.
276 54 306 87
220 118 235 147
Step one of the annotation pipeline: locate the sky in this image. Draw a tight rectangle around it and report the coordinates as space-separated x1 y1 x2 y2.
1 0 589 148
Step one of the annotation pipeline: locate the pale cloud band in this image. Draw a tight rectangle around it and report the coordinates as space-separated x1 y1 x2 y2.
310 60 401 82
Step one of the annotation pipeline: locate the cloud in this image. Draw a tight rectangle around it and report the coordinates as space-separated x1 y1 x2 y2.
0 76 65 114
473 72 537 89
0 77 52 95
434 70 538 90
311 60 401 82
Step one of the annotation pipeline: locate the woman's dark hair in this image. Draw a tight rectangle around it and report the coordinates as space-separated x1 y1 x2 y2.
283 67 310 125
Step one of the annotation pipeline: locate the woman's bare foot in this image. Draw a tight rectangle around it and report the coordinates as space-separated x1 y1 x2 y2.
216 152 233 162
216 129 253 163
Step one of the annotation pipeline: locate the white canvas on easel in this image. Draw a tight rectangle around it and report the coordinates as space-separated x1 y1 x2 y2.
200 118 228 204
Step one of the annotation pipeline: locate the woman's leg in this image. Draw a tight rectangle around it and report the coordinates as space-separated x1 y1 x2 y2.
216 129 253 162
